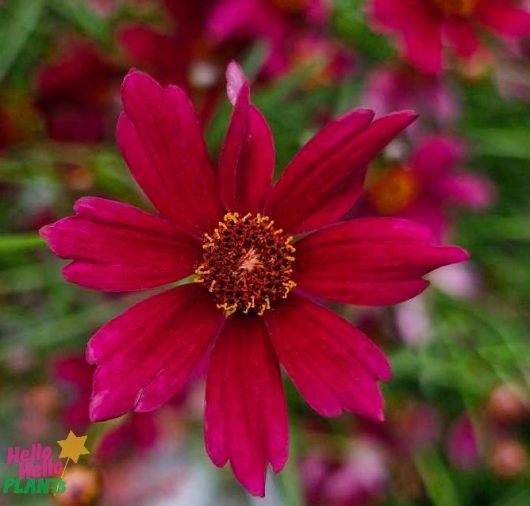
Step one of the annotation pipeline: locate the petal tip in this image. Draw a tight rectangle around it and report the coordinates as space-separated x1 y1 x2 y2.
38 223 52 242
444 246 471 265
121 68 162 100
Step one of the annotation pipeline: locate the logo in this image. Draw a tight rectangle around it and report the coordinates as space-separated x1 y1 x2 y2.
3 430 90 495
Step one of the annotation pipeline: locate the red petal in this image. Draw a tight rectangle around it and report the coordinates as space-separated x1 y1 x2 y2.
371 0 443 74
88 284 223 421
205 316 288 496
218 83 274 213
40 197 201 292
402 14 443 74
443 18 480 59
265 110 417 234
294 218 469 306
411 135 466 178
265 295 389 419
477 0 530 39
118 71 223 237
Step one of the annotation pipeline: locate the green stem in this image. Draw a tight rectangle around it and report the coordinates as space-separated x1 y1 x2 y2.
0 234 45 252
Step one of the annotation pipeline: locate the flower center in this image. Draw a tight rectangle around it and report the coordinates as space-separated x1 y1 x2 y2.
368 165 420 215
195 212 297 316
430 0 480 17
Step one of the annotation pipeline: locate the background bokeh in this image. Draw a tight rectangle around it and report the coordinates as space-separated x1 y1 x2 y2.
1 0 530 504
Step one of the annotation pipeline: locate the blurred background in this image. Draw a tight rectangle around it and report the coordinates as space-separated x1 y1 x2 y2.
1 0 530 504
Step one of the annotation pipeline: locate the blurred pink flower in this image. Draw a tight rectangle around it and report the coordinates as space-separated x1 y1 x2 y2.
207 0 331 78
447 415 480 470
369 0 530 74
362 64 459 137
366 135 495 241
35 41 119 143
394 295 432 347
96 412 161 463
429 262 481 298
302 438 388 506
40 62 469 496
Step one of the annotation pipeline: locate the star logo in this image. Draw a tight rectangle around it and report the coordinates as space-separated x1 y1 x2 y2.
57 430 90 464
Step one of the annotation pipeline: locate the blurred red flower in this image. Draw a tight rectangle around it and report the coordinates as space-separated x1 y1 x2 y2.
41 62 468 495
369 0 530 74
35 42 119 143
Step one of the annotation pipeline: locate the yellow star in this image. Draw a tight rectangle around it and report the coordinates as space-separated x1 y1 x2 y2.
57 430 90 463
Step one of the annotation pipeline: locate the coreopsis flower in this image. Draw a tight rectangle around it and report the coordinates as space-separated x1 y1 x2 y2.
41 62 469 495
35 41 118 143
369 0 530 74
366 135 494 241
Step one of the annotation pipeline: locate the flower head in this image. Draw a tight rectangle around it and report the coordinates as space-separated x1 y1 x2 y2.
366 135 494 241
369 0 530 74
41 62 469 495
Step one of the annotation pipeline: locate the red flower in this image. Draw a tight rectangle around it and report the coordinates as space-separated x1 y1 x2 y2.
35 41 118 143
41 62 468 496
369 0 530 74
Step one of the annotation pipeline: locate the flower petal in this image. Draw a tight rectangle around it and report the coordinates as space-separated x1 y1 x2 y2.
40 197 201 292
117 70 223 237
205 316 288 497
477 0 530 39
88 284 223 421
265 110 417 234
218 75 274 213
443 18 480 59
402 14 443 74
265 294 389 419
411 135 466 178
294 218 469 306
370 0 443 74
441 173 495 210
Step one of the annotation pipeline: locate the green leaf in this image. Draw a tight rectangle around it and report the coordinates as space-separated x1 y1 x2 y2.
49 0 110 43
415 450 461 506
0 0 46 82
469 128 530 160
